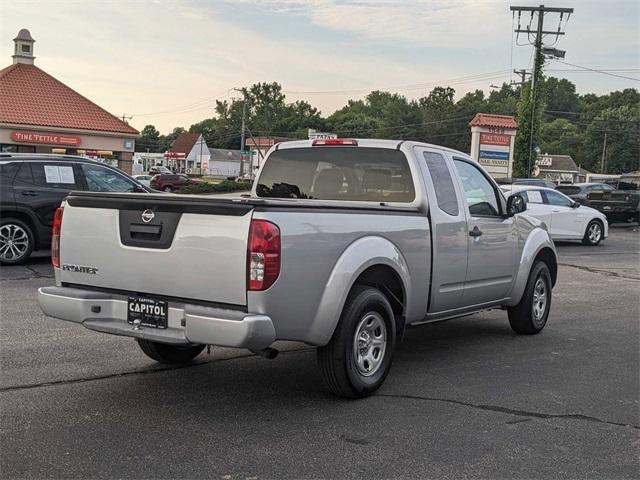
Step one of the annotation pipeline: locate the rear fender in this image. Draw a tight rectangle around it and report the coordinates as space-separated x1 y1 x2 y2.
307 235 411 346
507 227 556 307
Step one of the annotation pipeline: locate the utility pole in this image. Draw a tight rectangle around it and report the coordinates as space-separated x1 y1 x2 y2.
510 4 573 176
600 132 607 174
234 88 247 177
511 69 531 86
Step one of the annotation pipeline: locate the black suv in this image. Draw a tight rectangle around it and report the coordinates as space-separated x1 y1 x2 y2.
0 154 149 265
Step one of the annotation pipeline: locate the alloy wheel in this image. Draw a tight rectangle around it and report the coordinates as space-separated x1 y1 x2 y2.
0 224 30 262
588 223 602 244
532 277 547 326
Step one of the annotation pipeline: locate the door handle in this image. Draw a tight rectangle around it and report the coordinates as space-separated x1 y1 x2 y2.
469 226 483 237
552 209 560 212
21 191 38 196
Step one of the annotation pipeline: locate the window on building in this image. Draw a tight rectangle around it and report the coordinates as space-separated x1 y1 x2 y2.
21 44 30 53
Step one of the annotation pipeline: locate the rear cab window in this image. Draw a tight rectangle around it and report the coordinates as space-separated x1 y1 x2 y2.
256 147 415 202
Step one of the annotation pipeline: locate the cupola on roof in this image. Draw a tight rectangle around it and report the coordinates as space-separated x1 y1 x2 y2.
12 28 36 65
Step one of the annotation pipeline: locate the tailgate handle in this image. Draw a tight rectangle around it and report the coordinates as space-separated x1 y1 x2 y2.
129 223 162 238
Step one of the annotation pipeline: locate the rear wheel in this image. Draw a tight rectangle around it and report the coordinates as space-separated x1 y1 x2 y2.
0 218 34 265
317 286 396 398
508 261 552 335
582 220 603 246
136 339 204 364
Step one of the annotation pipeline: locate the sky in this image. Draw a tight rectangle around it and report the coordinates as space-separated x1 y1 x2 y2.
1 0 639 133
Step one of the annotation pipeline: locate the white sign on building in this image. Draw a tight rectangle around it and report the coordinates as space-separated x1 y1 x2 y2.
308 129 337 140
468 114 518 179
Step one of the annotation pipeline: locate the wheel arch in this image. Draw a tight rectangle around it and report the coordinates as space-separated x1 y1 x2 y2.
507 228 557 307
306 235 411 346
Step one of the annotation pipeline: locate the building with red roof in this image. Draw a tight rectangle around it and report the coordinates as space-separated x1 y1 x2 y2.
0 29 138 173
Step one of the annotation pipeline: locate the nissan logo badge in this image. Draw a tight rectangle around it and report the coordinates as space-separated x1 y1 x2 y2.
141 209 155 223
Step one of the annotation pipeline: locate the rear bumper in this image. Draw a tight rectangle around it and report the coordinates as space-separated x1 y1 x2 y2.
37 286 275 351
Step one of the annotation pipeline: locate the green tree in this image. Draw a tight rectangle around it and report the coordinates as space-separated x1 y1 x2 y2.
158 127 186 152
136 124 161 152
583 105 640 174
539 118 584 165
544 77 580 116
514 49 546 177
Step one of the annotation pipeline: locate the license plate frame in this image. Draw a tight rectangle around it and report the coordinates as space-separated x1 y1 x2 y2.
127 296 168 329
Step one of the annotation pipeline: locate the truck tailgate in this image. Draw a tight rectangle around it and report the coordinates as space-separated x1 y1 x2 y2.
59 193 254 306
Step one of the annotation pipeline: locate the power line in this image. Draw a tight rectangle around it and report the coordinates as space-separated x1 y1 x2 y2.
283 70 511 96
551 59 640 82
132 89 234 117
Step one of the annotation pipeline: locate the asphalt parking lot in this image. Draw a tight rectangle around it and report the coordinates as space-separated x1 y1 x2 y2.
1 227 638 479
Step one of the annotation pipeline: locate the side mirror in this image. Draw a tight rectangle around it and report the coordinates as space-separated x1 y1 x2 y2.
571 201 580 208
507 194 527 216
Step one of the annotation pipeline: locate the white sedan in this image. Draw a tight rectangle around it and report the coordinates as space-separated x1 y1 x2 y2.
502 185 608 245
133 175 152 188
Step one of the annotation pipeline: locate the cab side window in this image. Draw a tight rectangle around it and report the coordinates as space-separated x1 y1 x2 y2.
544 190 573 207
423 152 459 216
81 164 135 192
453 159 501 217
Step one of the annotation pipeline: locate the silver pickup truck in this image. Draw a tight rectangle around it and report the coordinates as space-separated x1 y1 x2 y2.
38 139 557 398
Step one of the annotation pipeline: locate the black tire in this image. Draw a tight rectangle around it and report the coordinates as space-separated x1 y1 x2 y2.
163 186 173 192
0 217 35 265
582 219 603 246
317 285 396 398
136 339 204 364
508 261 552 335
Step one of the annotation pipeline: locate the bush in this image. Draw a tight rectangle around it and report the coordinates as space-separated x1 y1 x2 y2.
177 180 250 195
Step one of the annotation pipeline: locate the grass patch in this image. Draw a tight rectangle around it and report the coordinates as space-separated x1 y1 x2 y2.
177 180 251 195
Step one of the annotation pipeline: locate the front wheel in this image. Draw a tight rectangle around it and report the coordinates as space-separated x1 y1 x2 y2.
582 220 603 246
163 186 173 192
508 261 552 335
136 339 204 364
317 286 396 398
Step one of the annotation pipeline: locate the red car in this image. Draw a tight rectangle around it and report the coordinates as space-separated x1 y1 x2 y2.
150 174 198 192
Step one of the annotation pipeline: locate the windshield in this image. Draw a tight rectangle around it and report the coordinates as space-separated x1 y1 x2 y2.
256 147 415 202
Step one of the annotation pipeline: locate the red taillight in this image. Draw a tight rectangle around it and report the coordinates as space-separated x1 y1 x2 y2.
312 138 358 146
51 207 64 268
247 219 280 291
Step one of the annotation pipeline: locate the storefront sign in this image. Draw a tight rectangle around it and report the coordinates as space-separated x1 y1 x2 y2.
308 131 337 140
537 156 553 167
479 158 509 167
11 131 81 146
479 133 511 147
479 150 509 161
